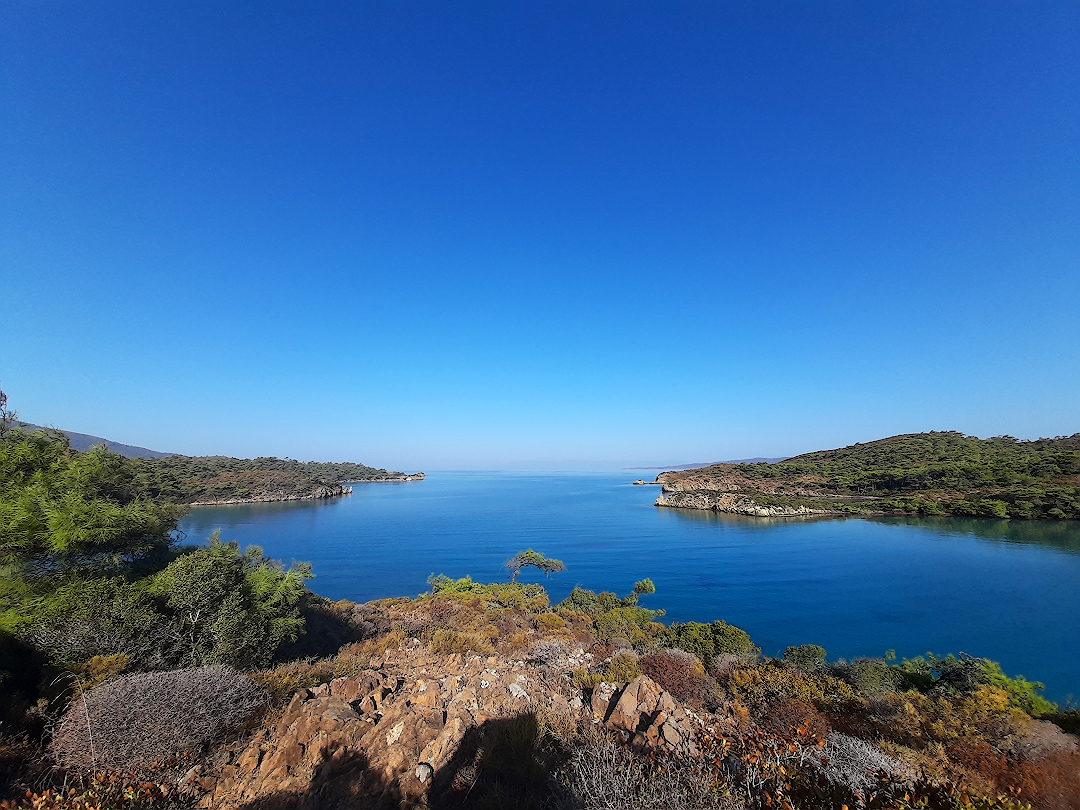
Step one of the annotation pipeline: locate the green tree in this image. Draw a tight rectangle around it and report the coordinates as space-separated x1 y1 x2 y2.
505 549 566 583
152 533 312 669
0 431 180 574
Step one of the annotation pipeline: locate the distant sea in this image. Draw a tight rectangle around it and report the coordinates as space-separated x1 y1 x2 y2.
179 471 1080 701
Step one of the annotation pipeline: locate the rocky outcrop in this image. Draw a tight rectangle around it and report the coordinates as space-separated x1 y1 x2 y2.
189 485 354 507
655 491 830 517
190 643 700 810
589 676 699 758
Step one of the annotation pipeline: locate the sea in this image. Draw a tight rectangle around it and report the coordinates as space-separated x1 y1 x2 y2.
178 471 1080 702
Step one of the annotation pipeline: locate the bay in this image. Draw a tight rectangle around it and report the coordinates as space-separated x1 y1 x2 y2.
178 471 1080 701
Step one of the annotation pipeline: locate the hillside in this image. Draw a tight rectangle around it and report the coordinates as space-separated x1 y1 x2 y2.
655 431 1080 519
13 421 176 459
133 454 424 505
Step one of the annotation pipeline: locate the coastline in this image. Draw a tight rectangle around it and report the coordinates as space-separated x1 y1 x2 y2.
187 472 426 506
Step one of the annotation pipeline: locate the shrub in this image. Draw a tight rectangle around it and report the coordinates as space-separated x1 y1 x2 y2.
429 629 492 656
836 657 904 696
808 732 914 795
151 535 311 670
535 612 565 631
604 653 642 684
782 644 826 673
639 650 721 710
50 666 266 772
528 639 566 668
724 660 856 707
592 607 663 649
664 620 759 666
572 669 604 690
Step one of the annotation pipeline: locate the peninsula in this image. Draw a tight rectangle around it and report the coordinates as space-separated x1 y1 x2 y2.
653 431 1080 520
133 454 425 506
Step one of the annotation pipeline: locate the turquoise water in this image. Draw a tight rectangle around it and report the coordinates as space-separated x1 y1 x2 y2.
178 471 1080 701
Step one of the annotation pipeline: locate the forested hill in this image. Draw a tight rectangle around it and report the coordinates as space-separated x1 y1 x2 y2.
133 455 422 505
656 431 1080 519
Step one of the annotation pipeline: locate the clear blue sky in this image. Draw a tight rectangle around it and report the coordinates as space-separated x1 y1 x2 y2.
2 2 1077 470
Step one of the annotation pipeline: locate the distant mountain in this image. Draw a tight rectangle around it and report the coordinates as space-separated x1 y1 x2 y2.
14 422 176 459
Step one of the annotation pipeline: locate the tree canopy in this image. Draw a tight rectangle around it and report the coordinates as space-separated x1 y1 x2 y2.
505 549 566 583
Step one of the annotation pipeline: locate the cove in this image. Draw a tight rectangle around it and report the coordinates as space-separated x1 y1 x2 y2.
178 471 1080 701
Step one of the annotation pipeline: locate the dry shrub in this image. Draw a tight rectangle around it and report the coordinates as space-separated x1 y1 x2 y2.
50 667 266 772
528 639 566 668
946 738 1008 784
499 632 530 654
563 740 735 810
755 696 830 740
251 658 335 707
808 732 914 796
639 650 721 710
429 629 493 656
1003 749 1080 810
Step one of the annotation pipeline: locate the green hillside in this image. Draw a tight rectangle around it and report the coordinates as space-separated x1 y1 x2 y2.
132 454 409 504
670 431 1080 519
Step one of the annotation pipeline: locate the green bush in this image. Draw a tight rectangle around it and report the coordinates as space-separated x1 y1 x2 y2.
151 533 312 670
664 620 759 666
782 644 826 673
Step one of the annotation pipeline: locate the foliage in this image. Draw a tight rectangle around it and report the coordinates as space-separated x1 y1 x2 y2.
671 431 1080 519
50 666 265 772
0 773 175 810
504 549 566 583
639 649 721 710
150 534 312 670
782 644 827 673
0 431 180 574
663 620 760 666
603 653 642 683
130 454 401 504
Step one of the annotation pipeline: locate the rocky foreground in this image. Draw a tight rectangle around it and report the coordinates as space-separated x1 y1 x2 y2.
183 640 705 809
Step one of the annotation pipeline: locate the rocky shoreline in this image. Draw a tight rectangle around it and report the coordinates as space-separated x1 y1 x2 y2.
654 490 835 517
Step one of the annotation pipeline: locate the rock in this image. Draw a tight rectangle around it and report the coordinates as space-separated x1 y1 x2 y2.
591 682 620 720
192 642 702 809
594 676 699 758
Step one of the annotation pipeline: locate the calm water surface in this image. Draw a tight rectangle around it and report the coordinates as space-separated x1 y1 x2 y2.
178 472 1080 701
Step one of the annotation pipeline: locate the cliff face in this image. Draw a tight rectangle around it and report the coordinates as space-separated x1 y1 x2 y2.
652 466 836 517
655 490 830 517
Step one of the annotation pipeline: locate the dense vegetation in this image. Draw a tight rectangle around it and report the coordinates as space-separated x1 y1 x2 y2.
131 454 407 504
0 421 316 725
668 432 1080 519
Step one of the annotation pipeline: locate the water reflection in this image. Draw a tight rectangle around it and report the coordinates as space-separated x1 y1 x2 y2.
659 506 1080 553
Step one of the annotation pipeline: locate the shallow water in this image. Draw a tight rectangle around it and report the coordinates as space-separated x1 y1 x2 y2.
178 471 1080 701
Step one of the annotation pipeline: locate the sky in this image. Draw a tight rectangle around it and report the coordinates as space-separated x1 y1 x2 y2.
1 2 1078 470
